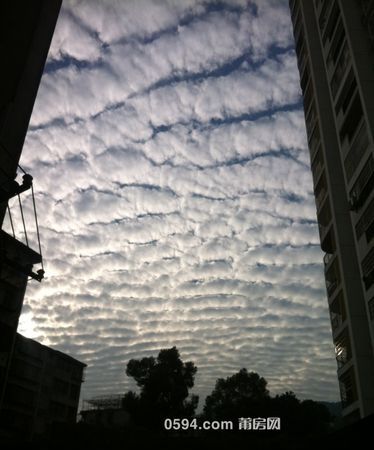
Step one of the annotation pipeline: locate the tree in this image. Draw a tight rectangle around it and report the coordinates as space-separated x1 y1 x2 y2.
271 392 331 434
123 346 198 428
203 369 270 420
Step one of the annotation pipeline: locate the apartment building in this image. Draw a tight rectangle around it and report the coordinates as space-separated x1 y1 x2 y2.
0 333 86 441
289 0 374 421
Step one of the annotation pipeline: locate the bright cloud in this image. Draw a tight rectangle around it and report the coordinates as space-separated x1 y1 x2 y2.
16 0 340 407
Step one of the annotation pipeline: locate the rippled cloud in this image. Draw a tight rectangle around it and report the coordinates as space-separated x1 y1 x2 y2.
15 0 340 407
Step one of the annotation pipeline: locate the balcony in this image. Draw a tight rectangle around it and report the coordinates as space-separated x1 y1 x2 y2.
315 172 328 211
305 101 317 140
303 82 313 117
362 246 374 290
318 0 334 34
317 196 333 250
339 93 364 148
344 119 369 182
334 326 352 369
311 148 324 185
300 62 310 94
339 366 358 408
293 9 302 43
329 39 350 99
323 251 335 268
348 154 374 211
325 256 341 297
323 2 341 50
309 123 321 162
335 69 356 126
290 0 299 24
329 290 346 333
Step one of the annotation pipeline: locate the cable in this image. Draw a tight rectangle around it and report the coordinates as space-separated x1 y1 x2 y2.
31 182 44 271
18 193 28 247
7 205 15 238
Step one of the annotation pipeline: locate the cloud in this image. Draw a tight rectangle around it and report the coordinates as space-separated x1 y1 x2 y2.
16 0 340 409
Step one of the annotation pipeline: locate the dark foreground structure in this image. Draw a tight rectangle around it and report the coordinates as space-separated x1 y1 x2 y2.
289 0 374 421
0 0 62 414
0 0 90 444
0 333 86 442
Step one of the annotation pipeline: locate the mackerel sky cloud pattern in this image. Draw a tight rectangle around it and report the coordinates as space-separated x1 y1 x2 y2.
16 0 340 405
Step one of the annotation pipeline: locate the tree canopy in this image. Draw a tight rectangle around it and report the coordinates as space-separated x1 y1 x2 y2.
123 346 198 428
203 370 331 434
203 368 270 420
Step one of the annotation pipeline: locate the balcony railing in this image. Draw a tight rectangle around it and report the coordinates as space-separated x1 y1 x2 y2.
344 119 369 182
355 195 374 240
306 103 317 140
312 158 324 185
325 258 340 297
309 124 321 161
324 252 335 267
318 0 334 34
334 327 352 369
330 40 350 99
330 297 345 333
316 186 328 211
362 246 374 290
348 154 374 210
339 367 358 407
326 279 338 296
323 3 342 51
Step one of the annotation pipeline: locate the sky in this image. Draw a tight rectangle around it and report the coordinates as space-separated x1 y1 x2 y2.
10 0 341 406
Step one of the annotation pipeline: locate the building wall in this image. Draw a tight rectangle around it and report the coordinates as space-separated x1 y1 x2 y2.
0 0 62 226
0 334 86 441
0 0 61 417
289 0 374 421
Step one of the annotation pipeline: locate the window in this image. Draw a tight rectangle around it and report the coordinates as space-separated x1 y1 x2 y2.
325 256 341 297
362 247 374 290
309 123 321 160
303 81 313 115
344 120 369 182
355 195 374 240
326 19 345 69
323 1 340 46
335 69 356 116
339 367 358 407
4 384 36 408
315 172 328 210
318 0 333 32
334 327 352 368
368 297 374 320
340 94 364 146
53 377 69 396
70 383 80 401
311 147 324 185
330 291 346 332
349 155 374 210
300 61 310 94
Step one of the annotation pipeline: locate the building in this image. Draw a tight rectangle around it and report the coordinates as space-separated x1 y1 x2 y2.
289 0 374 421
0 0 62 413
80 395 130 429
0 333 86 441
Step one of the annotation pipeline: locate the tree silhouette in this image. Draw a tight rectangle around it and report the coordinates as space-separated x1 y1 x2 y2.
203 368 270 420
204 370 332 436
123 346 198 429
